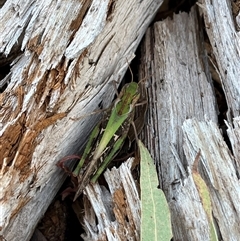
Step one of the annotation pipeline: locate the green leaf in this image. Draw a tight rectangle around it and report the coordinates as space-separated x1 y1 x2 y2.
139 140 172 241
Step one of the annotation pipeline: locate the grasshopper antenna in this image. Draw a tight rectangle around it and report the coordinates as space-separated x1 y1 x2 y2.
70 107 108 121
131 120 140 145
125 58 134 83
111 57 134 96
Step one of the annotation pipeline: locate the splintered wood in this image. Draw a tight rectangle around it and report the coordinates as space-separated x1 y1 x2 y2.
78 158 140 241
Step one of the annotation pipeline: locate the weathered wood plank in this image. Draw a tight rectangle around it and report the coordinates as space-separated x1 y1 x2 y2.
138 6 223 240
140 6 218 191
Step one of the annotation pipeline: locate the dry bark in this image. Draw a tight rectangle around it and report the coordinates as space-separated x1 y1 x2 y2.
0 0 163 240
138 2 240 241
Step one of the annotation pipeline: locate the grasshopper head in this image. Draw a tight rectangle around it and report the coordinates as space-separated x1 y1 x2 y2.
116 82 140 116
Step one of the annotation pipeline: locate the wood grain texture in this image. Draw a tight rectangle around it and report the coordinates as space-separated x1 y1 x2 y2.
198 0 240 119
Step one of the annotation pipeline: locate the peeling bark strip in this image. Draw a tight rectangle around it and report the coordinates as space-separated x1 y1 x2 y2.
138 4 240 241
0 0 163 240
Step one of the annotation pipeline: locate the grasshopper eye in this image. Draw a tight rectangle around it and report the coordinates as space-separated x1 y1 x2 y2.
114 98 121 108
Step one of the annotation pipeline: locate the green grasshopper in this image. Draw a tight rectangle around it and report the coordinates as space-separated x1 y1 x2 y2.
58 80 146 201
